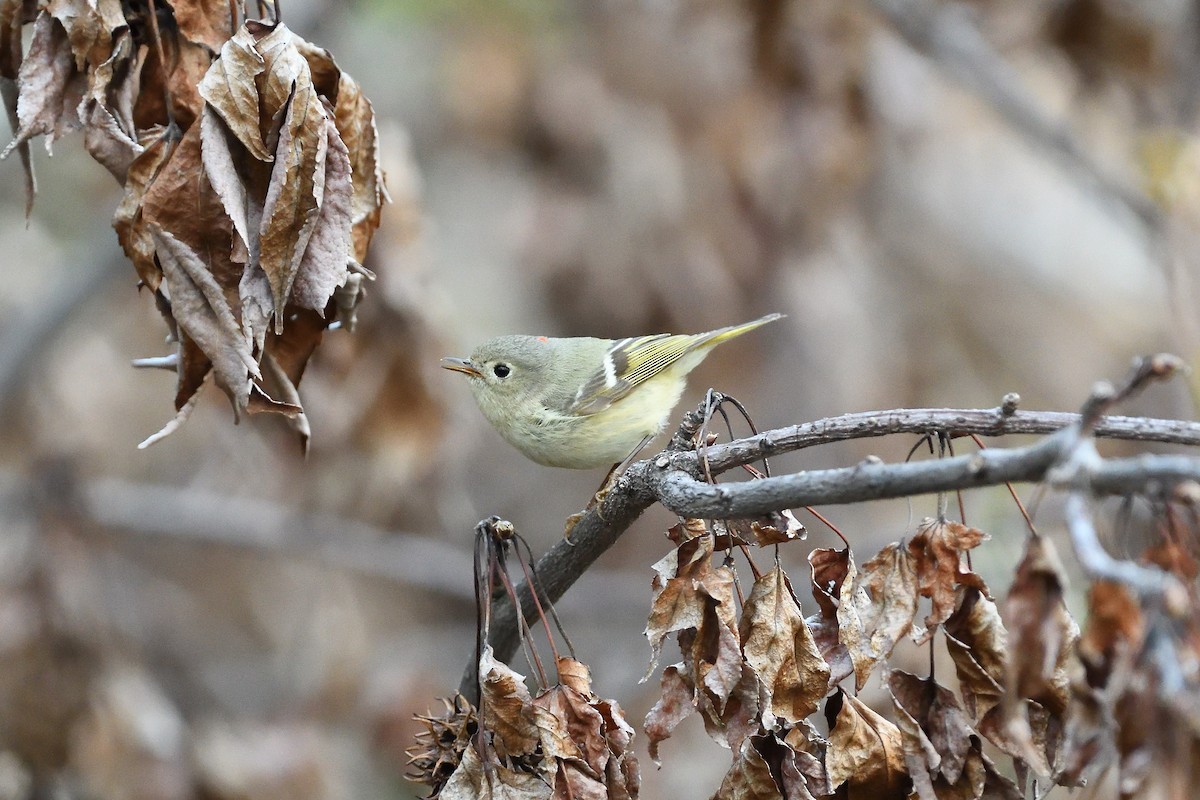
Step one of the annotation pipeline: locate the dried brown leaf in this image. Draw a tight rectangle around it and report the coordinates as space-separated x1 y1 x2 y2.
644 532 714 677
262 307 325 389
838 542 919 691
113 127 174 290
478 646 539 760
697 661 761 755
256 42 327 329
643 663 693 765
533 685 606 775
46 0 124 71
2 11 84 158
594 698 639 799
172 0 234 53
132 36 209 131
783 725 832 798
197 25 270 160
825 690 909 799
439 745 551 800
553 759 608 800
908 518 990 642
82 92 139 180
1 0 38 78
712 736 784 800
806 547 852 688
997 535 1078 777
259 353 310 450
944 587 1007 722
740 563 830 727
149 225 258 414
888 671 974 798
290 114 353 313
1004 535 1078 717
142 122 238 290
690 564 742 710
332 70 387 261
1078 580 1143 688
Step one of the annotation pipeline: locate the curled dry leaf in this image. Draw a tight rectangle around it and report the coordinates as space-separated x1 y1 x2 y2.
1003 536 1078 716
643 663 693 765
824 690 909 799
740 563 830 727
643 530 717 678
944 587 1007 723
1077 580 1144 688
477 646 540 761
439 745 551 800
711 736 784 800
837 542 919 691
713 731 833 800
998 535 1079 777
805 547 853 688
888 670 981 799
907 517 990 643
149 224 258 414
3 11 83 157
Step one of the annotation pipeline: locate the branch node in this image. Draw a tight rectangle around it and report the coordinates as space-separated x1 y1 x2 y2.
1000 392 1020 416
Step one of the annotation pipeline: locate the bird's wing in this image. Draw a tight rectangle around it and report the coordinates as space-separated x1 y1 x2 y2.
567 333 697 415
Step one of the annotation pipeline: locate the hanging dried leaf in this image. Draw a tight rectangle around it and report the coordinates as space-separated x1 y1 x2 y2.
838 542 919 691
46 0 125 71
1077 580 1144 688
643 531 716 678
2 11 84 158
907 518 990 642
477 646 539 761
805 547 853 687
1004 535 1078 717
944 587 1007 723
740 563 830 727
997 535 1079 777
712 736 784 800
290 113 353 313
439 744 552 800
888 670 976 799
697 662 762 755
141 122 236 286
113 127 174 289
149 224 258 414
197 25 271 160
644 664 695 765
784 724 833 798
825 690 909 799
171 0 234 53
332 70 387 260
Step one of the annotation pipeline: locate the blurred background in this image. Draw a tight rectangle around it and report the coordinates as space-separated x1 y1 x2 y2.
1 0 1198 797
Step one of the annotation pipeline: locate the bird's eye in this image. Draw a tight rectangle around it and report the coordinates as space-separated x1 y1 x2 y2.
493 363 511 379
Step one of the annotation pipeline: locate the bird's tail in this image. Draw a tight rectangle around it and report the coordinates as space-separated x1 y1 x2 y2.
696 312 785 349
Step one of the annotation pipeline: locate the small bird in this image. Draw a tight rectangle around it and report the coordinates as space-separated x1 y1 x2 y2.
441 313 783 470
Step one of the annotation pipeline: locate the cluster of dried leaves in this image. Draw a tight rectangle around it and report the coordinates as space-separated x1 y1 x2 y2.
405 459 1200 800
408 520 640 800
1 0 386 447
413 653 640 800
633 505 1200 799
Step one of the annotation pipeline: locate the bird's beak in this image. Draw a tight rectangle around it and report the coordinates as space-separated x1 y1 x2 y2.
441 357 482 378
